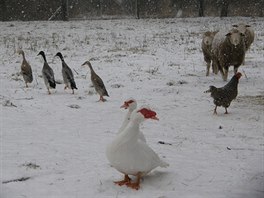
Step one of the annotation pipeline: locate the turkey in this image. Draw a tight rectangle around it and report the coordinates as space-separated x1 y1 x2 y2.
18 49 33 87
205 72 242 114
118 98 146 143
55 52 77 94
106 107 169 190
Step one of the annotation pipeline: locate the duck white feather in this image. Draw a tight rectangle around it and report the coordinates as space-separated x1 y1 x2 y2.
106 107 168 189
118 98 146 143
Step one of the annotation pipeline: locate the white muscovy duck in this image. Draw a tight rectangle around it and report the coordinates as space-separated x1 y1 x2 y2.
118 98 146 143
106 107 169 190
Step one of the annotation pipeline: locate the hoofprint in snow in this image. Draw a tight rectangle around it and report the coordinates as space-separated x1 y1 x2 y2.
0 17 263 198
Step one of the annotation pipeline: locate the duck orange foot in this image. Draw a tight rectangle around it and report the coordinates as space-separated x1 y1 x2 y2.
114 175 131 186
126 182 140 190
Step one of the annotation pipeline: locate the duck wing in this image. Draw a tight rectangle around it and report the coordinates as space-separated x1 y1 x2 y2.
43 64 56 88
21 60 33 83
63 63 77 89
92 74 109 96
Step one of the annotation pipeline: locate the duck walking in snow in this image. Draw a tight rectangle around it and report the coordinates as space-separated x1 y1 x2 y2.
118 98 146 143
55 52 77 94
37 51 56 94
82 61 109 102
18 49 33 87
106 107 169 190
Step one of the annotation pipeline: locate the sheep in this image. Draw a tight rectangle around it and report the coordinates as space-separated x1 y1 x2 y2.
212 28 246 81
201 31 218 76
232 23 255 51
233 23 255 64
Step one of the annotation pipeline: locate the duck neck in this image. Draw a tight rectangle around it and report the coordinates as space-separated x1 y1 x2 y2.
59 56 64 62
20 51 26 61
121 119 141 142
87 62 96 74
126 109 134 120
119 114 144 143
41 54 47 63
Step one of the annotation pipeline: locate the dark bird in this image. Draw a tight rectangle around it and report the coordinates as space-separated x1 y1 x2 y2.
82 61 109 102
55 52 77 94
205 72 242 114
18 49 33 87
37 51 56 94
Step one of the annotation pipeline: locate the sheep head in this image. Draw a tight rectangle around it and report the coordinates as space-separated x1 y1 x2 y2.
226 29 245 47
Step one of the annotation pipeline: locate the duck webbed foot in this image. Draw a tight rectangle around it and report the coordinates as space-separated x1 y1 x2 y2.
114 174 131 186
126 172 141 190
98 96 106 102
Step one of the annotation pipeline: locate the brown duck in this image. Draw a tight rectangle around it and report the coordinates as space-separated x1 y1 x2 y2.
18 49 33 87
82 61 109 102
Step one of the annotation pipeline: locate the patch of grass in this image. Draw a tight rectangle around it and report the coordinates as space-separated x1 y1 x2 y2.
21 162 41 169
237 95 264 106
2 177 31 184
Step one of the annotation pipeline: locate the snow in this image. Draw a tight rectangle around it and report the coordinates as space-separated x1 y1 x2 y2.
1 17 263 198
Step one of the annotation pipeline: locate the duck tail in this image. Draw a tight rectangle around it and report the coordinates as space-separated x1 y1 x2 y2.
70 80 78 90
159 160 169 168
49 80 56 89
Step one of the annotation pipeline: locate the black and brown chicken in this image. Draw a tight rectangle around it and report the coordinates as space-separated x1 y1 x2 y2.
205 72 242 114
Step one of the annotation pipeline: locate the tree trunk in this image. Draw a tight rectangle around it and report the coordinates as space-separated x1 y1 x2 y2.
198 0 204 17
1 0 7 21
61 0 68 21
220 0 228 17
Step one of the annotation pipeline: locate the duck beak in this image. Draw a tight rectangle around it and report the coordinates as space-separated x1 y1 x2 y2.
120 104 128 109
151 116 159 120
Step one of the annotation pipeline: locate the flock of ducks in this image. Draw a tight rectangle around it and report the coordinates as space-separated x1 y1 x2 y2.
18 50 109 101
16 49 169 190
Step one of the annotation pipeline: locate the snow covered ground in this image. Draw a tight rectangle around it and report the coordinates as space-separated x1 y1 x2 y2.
1 17 263 198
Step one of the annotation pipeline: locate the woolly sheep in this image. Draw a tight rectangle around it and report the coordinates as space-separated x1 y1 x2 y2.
212 28 246 81
233 22 255 51
201 31 218 76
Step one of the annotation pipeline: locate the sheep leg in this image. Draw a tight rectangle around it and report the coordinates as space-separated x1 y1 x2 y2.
225 108 228 114
212 59 219 74
218 67 225 81
223 67 229 81
206 62 210 76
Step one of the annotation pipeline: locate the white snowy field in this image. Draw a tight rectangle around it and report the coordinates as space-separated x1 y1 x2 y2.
0 17 263 198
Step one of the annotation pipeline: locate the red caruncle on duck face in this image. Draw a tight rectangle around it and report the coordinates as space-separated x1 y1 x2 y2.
120 99 135 109
137 108 159 120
